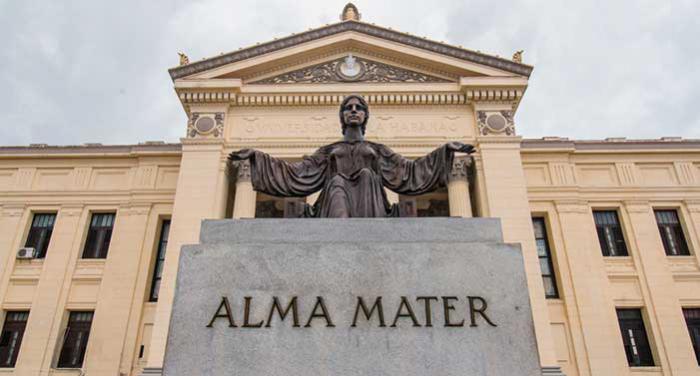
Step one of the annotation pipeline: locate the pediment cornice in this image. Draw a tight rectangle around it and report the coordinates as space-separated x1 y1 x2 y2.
169 20 533 80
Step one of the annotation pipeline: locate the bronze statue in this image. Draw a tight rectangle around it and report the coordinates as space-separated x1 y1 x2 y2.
229 95 474 218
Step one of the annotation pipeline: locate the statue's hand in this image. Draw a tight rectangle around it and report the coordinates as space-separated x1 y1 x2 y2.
228 149 254 161
446 142 475 154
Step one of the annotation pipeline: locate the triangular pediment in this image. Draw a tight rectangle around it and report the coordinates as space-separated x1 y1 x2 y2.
170 21 532 82
248 55 452 84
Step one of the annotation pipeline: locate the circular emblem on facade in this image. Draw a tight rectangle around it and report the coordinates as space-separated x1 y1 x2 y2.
336 54 365 81
194 116 216 134
486 114 507 132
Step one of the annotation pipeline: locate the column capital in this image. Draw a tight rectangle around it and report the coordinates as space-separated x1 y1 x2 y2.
685 200 700 213
554 200 589 214
624 200 651 213
233 160 251 182
448 156 472 183
0 204 26 218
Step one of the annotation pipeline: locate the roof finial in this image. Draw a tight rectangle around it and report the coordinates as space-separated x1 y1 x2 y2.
512 50 524 64
178 52 190 66
341 3 361 21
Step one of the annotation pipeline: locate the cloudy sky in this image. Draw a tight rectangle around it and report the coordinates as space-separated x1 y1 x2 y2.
1 0 698 146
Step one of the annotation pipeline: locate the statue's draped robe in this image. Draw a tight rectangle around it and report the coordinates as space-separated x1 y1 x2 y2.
247 141 455 217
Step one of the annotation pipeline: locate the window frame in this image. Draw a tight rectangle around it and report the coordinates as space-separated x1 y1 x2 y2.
56 311 94 369
653 209 691 256
81 212 116 259
24 212 57 259
0 311 29 368
683 308 700 365
616 308 655 367
532 216 559 299
149 219 171 302
592 209 629 257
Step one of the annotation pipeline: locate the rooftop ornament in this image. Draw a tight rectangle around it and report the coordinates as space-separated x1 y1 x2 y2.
341 3 361 21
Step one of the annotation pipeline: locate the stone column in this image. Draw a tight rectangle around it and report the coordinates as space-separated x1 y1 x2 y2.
623 201 699 374
553 201 630 375
447 156 473 218
143 141 227 375
14 205 85 373
477 137 561 374
82 204 153 375
232 160 256 219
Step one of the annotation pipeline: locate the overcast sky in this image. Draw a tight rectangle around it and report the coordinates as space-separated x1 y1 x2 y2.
1 0 698 146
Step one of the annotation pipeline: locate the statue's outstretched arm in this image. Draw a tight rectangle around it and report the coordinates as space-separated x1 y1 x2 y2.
229 148 327 198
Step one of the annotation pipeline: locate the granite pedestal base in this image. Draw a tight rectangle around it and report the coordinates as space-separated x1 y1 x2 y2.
161 218 550 375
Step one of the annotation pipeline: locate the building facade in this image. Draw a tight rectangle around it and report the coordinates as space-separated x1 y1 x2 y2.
1 5 699 376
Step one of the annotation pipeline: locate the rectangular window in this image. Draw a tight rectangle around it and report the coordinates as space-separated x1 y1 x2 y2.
684 308 700 365
654 210 690 256
0 311 29 368
57 311 93 368
24 213 56 258
149 220 171 302
82 213 115 259
593 210 628 256
532 217 559 299
617 309 655 367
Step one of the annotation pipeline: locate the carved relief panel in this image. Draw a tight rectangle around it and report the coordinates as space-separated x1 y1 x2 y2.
476 110 515 136
188 113 225 138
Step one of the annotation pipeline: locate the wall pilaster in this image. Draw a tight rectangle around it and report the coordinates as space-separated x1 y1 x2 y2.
622 201 699 374
553 201 629 376
145 140 228 371
83 204 153 375
476 136 559 370
232 160 256 218
447 156 472 217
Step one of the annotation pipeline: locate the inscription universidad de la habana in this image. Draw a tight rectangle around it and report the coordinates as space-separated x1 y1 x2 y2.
206 296 497 329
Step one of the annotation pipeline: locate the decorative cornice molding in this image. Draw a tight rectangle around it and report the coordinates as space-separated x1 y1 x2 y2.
250 56 450 84
169 21 533 80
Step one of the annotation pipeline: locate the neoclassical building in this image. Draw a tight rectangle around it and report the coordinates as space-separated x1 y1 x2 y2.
1 4 699 376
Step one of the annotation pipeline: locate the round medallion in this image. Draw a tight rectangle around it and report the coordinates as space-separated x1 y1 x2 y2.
194 116 215 134
486 114 507 132
337 54 365 81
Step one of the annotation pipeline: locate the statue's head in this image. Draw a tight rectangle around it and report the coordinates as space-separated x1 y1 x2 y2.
339 94 369 135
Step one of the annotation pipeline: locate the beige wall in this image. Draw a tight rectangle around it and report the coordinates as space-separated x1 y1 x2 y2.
522 141 700 376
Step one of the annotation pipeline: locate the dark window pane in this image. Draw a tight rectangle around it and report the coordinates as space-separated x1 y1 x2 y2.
0 311 29 368
149 220 171 302
57 311 93 368
532 218 559 299
24 213 57 258
684 308 700 365
82 213 115 259
593 211 628 257
617 308 655 367
654 210 690 256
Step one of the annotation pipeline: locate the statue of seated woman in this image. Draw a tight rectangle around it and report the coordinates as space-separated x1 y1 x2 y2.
229 94 474 218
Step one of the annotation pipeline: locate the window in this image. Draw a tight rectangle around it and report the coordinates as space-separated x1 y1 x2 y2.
593 210 628 256
0 311 29 368
57 311 93 368
82 213 115 259
532 217 559 299
684 308 700 365
654 210 690 256
24 213 56 258
617 309 654 367
149 220 171 302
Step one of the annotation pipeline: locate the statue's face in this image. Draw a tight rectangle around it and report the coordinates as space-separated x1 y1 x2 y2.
342 97 367 127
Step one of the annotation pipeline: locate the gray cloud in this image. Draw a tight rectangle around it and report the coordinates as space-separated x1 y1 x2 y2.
1 0 698 146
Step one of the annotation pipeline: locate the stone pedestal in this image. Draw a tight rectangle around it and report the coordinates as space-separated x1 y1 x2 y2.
163 218 544 376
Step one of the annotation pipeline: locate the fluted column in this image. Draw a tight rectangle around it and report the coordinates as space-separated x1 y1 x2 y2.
232 160 256 219
447 156 473 218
